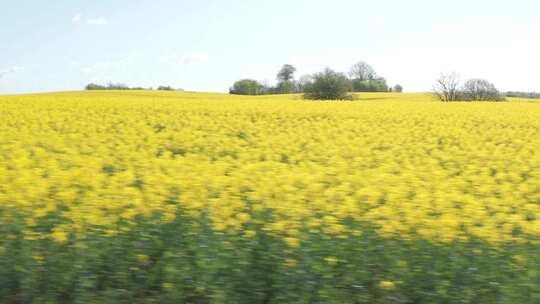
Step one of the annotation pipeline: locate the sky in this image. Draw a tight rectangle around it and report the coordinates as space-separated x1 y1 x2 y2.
1 0 539 94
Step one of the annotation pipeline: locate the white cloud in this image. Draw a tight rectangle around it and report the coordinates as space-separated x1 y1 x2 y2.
182 52 209 64
87 17 107 25
72 13 81 22
159 52 209 65
0 66 23 79
81 56 136 74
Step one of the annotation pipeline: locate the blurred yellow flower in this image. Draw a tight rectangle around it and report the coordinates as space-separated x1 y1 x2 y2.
379 280 396 290
325 256 338 265
51 228 68 244
0 91 538 247
285 237 300 248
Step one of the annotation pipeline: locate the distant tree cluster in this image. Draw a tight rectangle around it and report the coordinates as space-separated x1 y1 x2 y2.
229 64 301 95
230 62 403 100
85 83 183 91
392 84 403 93
433 72 504 102
229 79 265 95
505 91 540 99
85 83 147 90
157 85 176 91
348 61 390 93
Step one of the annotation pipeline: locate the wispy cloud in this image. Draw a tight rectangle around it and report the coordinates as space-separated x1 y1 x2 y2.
81 56 136 74
159 52 209 65
72 13 81 22
87 17 107 25
182 52 209 65
0 66 24 79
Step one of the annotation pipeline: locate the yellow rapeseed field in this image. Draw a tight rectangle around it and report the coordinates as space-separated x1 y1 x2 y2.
1 90 539 302
0 91 538 245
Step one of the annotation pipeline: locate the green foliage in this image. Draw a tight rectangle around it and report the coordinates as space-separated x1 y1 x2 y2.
393 84 403 93
277 64 296 82
348 61 390 92
0 213 537 303
229 79 265 95
303 68 353 100
351 79 388 92
276 80 295 94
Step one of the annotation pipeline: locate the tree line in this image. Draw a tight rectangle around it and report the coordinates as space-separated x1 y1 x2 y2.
229 62 403 99
230 62 540 102
506 91 540 99
85 83 182 91
83 70 537 102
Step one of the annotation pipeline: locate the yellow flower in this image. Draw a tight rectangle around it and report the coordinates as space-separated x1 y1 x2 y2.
162 282 174 290
284 237 300 248
324 256 339 265
32 255 44 263
285 258 297 267
379 280 396 290
137 254 150 264
244 230 257 237
512 254 527 266
51 228 68 244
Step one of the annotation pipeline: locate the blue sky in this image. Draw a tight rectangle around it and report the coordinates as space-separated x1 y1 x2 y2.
1 0 539 94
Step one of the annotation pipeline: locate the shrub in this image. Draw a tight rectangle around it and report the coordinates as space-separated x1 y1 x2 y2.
229 79 265 95
303 68 354 100
157 86 175 91
85 83 106 90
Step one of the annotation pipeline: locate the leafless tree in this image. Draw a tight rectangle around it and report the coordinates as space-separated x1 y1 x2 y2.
462 79 503 101
296 74 313 92
349 61 377 81
434 71 460 102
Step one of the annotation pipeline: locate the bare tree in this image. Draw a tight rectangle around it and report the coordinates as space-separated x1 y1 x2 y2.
434 71 460 102
349 61 376 81
462 79 503 101
296 74 313 92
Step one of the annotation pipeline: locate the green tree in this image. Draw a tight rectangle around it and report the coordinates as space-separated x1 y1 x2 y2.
303 68 353 100
229 79 264 95
277 64 296 82
276 64 297 94
351 79 388 92
276 80 295 94
393 84 403 93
